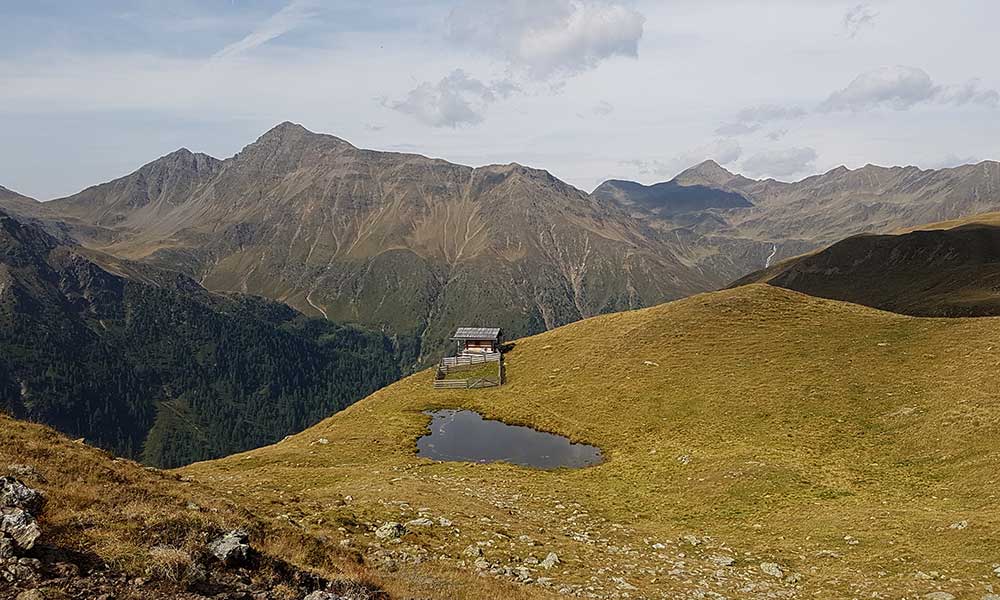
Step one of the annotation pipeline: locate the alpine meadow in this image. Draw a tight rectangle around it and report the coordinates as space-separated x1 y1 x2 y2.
2 2 1000 599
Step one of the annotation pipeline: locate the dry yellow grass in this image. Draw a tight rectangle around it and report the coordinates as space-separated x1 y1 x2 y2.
183 284 1000 598
0 415 559 599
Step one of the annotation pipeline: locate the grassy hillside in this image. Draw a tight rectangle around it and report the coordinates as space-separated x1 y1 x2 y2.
185 285 1000 599
0 415 557 599
734 218 1000 317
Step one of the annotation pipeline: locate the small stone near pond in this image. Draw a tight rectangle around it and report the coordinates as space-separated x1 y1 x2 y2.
948 520 968 530
375 522 406 540
923 593 955 600
760 562 784 578
463 544 483 558
405 518 434 528
208 530 253 566
540 552 560 569
437 517 452 527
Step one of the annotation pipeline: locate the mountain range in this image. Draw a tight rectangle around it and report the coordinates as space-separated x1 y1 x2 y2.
3 122 1000 467
4 122 1000 598
1 123 715 365
603 157 1000 283
6 124 999 368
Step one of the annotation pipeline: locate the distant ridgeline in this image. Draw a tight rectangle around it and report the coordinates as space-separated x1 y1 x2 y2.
0 212 400 467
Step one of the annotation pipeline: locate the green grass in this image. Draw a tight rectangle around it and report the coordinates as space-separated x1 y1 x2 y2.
184 285 1000 599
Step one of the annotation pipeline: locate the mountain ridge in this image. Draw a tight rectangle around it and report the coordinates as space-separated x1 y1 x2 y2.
732 212 1000 317
7 122 713 364
4 123 1000 363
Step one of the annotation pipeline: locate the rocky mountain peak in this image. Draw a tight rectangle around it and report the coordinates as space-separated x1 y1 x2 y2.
674 160 738 187
253 121 351 149
260 120 311 139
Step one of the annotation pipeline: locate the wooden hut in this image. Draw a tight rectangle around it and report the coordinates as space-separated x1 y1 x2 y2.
451 327 502 355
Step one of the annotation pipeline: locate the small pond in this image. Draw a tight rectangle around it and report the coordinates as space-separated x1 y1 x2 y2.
416 409 603 469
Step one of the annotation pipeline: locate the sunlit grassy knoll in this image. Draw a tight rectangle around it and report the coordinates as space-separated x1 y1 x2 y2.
184 284 1000 599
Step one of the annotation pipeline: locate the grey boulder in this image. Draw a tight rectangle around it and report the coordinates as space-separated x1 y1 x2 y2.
1 509 41 551
0 477 45 514
208 530 253 566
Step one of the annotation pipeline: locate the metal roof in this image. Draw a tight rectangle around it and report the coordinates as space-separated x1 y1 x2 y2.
451 327 502 341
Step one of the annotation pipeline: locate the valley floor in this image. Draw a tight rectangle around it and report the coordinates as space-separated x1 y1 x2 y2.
183 285 1000 599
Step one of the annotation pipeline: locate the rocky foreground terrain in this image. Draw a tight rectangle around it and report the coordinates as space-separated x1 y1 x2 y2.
0 472 380 600
0 415 553 600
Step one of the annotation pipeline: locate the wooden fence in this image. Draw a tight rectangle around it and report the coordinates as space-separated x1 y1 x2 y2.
440 352 501 368
433 352 504 389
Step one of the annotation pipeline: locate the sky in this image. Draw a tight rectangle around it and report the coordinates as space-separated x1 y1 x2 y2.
2 0 999 200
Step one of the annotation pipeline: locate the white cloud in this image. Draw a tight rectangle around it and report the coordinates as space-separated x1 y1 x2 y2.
742 147 818 179
212 0 318 61
388 70 517 128
940 78 1000 107
843 4 877 38
821 66 999 112
821 66 938 111
716 104 806 136
447 0 644 79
